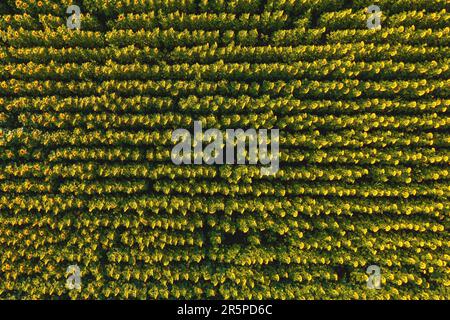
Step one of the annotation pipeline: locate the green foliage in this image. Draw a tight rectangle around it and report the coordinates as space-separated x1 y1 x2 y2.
0 0 449 300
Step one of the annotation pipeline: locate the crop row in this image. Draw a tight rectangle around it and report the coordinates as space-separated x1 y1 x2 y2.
1 79 449 98
2 60 449 82
2 44 448 65
2 26 448 48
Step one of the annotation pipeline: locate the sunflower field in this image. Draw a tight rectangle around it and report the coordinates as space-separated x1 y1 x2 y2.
0 0 449 300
